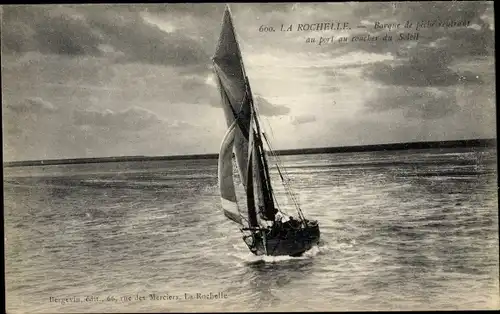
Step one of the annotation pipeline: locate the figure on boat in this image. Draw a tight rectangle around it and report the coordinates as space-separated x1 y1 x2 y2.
213 5 320 257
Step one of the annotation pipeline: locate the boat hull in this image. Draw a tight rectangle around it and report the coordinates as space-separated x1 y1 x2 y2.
245 222 320 257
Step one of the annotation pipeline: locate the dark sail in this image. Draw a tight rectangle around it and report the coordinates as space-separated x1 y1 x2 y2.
253 130 277 220
214 5 277 226
213 5 251 191
248 81 276 221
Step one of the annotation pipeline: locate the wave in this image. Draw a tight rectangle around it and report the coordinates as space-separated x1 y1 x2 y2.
271 159 487 171
77 179 174 190
4 181 77 190
3 168 217 180
402 171 489 177
228 244 324 266
5 179 172 190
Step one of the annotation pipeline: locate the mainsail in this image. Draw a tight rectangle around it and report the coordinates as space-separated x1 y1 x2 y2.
217 120 243 225
214 5 276 227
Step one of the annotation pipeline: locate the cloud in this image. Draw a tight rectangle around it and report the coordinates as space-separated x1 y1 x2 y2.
178 75 221 104
292 114 316 125
2 6 102 56
35 12 103 56
141 3 226 18
366 56 484 87
85 9 209 67
4 3 492 72
1 20 37 54
365 87 460 120
4 97 164 134
1 51 226 113
1 3 495 160
5 97 59 114
209 93 290 117
320 85 342 93
341 2 495 126
141 3 295 19
349 1 493 45
1 5 209 68
254 95 290 116
72 106 164 131
333 2 494 89
2 97 209 160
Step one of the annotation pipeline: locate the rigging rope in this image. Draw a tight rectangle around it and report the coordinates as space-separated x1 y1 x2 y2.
253 104 306 222
256 117 302 209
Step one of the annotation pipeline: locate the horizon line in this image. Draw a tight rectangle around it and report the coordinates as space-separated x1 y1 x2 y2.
3 138 497 168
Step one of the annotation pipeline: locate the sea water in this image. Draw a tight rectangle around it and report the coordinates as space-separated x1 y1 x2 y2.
4 147 499 312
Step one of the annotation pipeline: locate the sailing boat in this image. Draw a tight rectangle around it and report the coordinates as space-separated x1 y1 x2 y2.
213 5 320 257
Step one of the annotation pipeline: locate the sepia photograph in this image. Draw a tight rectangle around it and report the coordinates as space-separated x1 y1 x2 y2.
2 2 498 312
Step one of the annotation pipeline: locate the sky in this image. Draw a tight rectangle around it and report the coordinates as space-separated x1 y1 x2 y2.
1 2 496 161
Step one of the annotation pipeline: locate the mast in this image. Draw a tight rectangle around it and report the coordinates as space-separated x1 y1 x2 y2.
246 79 276 220
246 122 259 227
